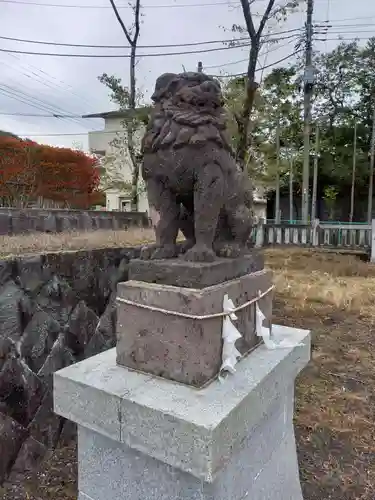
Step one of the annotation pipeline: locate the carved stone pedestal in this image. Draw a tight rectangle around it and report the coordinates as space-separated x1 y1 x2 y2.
116 254 272 388
53 325 310 500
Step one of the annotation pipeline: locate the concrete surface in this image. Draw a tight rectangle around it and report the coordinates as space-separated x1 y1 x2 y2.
54 324 310 500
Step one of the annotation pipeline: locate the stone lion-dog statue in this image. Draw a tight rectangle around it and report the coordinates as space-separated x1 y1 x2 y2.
141 71 253 262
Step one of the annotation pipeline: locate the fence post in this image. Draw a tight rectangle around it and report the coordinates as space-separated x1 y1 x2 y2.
371 219 375 262
255 218 265 248
312 218 319 247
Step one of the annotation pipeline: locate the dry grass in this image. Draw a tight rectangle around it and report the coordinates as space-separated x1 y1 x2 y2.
265 248 375 500
0 228 155 259
266 247 375 318
2 245 375 500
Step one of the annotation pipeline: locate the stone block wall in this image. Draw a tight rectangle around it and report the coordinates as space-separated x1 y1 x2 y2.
0 208 150 236
0 245 143 483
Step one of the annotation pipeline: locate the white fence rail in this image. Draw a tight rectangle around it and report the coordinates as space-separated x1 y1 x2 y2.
251 220 372 254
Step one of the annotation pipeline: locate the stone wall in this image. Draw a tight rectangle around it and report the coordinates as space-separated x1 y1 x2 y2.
0 208 150 236
0 245 143 484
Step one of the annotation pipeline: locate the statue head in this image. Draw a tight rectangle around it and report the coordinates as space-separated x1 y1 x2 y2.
151 71 223 111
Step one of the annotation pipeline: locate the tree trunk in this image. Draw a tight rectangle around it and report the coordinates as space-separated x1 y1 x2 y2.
108 0 141 211
128 43 139 210
131 166 139 211
236 43 259 170
129 44 136 109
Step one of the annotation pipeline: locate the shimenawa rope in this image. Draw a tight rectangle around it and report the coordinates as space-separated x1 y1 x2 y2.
116 284 274 320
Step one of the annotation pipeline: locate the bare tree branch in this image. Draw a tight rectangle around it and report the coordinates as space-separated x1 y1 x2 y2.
108 0 141 108
240 0 256 39
108 0 133 46
257 0 277 41
235 0 301 171
105 0 143 210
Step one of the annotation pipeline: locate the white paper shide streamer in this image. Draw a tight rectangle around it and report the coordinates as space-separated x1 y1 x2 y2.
219 295 242 381
255 291 303 349
219 290 304 382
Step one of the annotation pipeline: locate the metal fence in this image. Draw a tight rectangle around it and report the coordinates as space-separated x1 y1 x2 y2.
252 220 371 252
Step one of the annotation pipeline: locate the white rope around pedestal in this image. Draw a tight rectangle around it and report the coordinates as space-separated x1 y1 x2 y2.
116 285 274 320
116 284 302 383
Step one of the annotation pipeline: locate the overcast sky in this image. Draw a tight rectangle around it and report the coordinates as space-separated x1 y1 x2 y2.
0 0 374 151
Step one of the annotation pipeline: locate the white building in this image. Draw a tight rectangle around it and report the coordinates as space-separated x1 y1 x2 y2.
253 184 268 221
83 110 149 213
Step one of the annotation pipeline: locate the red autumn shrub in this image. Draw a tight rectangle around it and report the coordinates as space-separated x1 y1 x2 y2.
0 137 102 208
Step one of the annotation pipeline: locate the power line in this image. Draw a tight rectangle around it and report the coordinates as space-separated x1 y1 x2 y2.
0 0 238 8
316 36 375 41
318 22 375 27
0 28 302 50
0 111 90 118
205 57 249 70
0 83 96 130
3 49 301 126
210 50 302 78
3 52 98 111
0 33 301 58
0 0 367 7
315 27 375 34
19 130 134 137
315 16 375 23
204 39 300 70
0 56 96 115
0 42 248 58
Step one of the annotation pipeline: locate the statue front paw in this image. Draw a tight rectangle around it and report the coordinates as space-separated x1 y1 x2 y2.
184 244 216 262
140 244 157 260
179 239 195 254
214 242 242 258
150 244 178 260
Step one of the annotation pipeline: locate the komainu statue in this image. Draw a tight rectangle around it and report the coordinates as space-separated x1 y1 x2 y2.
141 71 253 262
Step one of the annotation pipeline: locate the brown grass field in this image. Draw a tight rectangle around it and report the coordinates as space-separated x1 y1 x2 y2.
1 232 375 499
0 228 156 259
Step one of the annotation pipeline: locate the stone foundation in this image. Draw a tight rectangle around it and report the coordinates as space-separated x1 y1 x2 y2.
0 208 149 235
116 266 273 387
54 325 311 500
0 245 143 483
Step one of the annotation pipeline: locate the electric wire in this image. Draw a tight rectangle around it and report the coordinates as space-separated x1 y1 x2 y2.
0 28 303 49
0 34 302 58
0 0 244 8
3 49 302 127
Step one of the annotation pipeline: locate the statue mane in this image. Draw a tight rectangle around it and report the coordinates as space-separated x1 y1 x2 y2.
142 72 233 154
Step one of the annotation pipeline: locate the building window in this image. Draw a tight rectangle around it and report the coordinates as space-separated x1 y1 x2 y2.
92 149 106 157
120 198 131 212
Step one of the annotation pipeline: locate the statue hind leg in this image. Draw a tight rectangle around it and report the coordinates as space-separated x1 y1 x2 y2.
213 204 253 258
178 204 196 253
184 163 224 262
228 204 253 250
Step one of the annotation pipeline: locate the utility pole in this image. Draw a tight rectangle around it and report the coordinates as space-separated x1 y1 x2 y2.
275 119 281 223
368 107 375 224
311 123 319 221
349 122 357 223
301 0 315 223
289 154 294 223
197 61 203 73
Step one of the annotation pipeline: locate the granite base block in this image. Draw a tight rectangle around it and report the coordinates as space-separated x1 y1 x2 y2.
79 493 95 500
76 404 298 500
54 325 310 500
128 253 264 289
116 269 273 387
